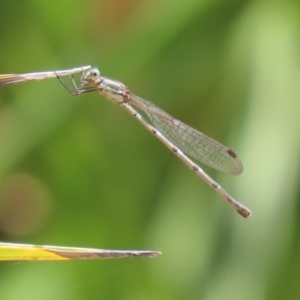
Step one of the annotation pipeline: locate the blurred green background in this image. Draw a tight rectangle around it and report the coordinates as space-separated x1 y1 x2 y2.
0 0 300 299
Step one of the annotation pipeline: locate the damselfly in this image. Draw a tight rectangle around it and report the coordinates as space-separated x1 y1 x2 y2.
58 67 251 218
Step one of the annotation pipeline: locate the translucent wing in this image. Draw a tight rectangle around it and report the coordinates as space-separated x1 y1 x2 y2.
130 94 242 175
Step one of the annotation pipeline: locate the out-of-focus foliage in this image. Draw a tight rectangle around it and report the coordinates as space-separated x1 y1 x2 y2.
0 0 300 299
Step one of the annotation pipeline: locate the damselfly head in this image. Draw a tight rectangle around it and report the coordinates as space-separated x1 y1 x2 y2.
80 68 101 85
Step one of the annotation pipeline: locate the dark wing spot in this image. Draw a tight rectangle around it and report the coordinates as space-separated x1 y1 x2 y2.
227 149 237 158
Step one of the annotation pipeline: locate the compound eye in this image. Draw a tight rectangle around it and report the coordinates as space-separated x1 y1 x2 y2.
90 68 100 80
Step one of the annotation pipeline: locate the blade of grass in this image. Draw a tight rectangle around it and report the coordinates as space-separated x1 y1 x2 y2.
0 242 161 261
0 66 91 86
